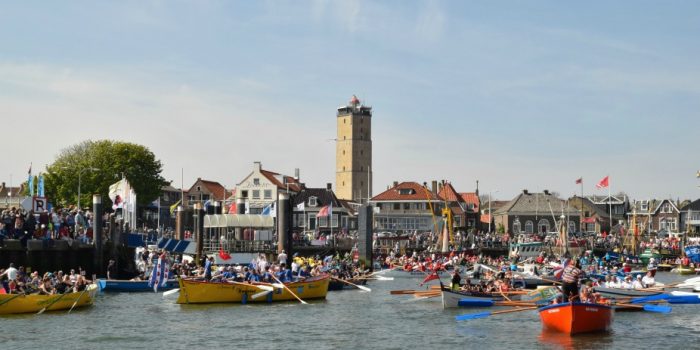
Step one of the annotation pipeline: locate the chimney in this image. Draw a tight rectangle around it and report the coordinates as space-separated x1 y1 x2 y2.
432 180 438 194
254 161 262 172
475 180 479 197
543 190 550 195
438 180 444 193
523 189 529 195
393 181 398 188
326 183 332 191
294 168 300 180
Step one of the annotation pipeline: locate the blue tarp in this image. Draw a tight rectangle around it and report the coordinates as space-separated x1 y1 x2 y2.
127 234 146 248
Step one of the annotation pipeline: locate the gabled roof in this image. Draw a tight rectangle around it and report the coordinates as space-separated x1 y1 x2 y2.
438 182 463 202
682 198 700 211
460 193 480 208
187 178 228 201
260 170 302 192
587 195 626 205
494 191 579 216
570 196 609 218
652 199 680 214
371 182 440 202
291 188 342 209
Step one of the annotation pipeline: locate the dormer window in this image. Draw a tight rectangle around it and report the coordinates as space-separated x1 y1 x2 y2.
640 200 648 212
308 196 317 207
398 188 415 195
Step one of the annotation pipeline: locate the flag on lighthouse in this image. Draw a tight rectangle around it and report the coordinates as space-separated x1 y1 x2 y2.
596 176 609 189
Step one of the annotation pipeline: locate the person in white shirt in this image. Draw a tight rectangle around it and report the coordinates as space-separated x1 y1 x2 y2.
642 272 656 288
278 250 288 265
620 275 633 289
0 263 18 281
632 275 644 289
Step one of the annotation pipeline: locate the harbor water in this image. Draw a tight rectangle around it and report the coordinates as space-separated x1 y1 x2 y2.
2 272 699 350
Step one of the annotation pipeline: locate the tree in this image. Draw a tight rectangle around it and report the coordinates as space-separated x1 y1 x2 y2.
44 140 169 209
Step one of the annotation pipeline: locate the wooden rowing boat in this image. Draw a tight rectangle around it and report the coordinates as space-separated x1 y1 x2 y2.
538 302 613 335
0 284 98 315
175 275 330 304
440 284 521 308
97 279 179 292
592 287 662 299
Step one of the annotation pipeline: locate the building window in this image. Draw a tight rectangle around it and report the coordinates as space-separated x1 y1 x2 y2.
252 190 260 199
640 200 648 212
538 219 550 233
569 221 576 233
253 178 260 186
376 203 382 210
403 203 410 210
309 196 317 207
241 190 248 198
264 190 272 199
513 220 521 234
586 223 596 232
393 203 400 210
525 221 534 234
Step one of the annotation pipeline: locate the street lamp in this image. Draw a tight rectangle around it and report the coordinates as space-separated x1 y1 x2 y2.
489 190 499 233
61 166 99 210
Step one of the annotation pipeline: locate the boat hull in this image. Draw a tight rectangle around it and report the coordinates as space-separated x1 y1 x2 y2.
539 302 613 335
592 287 661 298
175 275 330 304
441 286 520 308
328 278 367 291
0 284 98 315
97 279 179 292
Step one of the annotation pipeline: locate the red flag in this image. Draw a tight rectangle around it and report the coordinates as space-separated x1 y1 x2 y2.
316 205 330 218
596 176 609 189
228 202 237 214
219 248 232 260
419 271 440 286
575 178 582 184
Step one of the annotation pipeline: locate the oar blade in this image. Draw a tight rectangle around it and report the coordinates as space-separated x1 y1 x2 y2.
251 290 272 300
272 283 286 289
643 304 672 313
256 285 274 292
357 285 372 292
458 299 495 307
630 294 670 304
376 276 394 281
163 289 180 297
667 296 700 304
455 311 491 321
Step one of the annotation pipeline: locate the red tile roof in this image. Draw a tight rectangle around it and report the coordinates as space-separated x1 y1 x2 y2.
480 214 492 224
260 169 302 192
460 192 480 211
371 182 440 201
198 179 228 201
438 182 463 202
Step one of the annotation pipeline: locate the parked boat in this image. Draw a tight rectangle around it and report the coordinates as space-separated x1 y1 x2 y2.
97 279 179 292
175 275 330 304
0 284 98 315
639 249 662 265
592 286 661 299
538 302 613 335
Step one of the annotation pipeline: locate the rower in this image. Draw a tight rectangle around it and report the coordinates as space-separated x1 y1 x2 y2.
642 271 655 288
632 275 644 289
561 259 583 302
450 269 461 291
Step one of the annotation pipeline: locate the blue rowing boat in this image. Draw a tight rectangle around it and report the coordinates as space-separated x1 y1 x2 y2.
97 279 179 292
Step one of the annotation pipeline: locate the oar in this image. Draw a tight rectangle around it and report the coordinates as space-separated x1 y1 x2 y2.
390 290 419 295
37 293 68 315
163 289 180 297
68 287 90 314
0 293 24 307
330 276 371 292
271 275 307 305
251 290 272 300
630 294 673 304
614 303 672 313
456 306 539 321
666 295 700 304
457 299 536 308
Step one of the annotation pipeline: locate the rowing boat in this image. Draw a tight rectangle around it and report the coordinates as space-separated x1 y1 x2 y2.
328 277 367 291
538 302 613 335
0 284 98 315
592 287 662 299
97 279 179 292
440 284 521 308
175 275 330 304
672 266 698 275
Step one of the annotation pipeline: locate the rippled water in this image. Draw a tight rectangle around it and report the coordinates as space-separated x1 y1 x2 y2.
2 272 699 350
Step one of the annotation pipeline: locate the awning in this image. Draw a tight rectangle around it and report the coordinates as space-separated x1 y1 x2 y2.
156 238 197 254
203 214 275 228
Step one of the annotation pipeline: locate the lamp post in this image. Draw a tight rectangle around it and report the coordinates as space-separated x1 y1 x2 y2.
488 190 499 233
62 167 99 209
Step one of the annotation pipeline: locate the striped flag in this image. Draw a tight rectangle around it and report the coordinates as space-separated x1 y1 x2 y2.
149 253 169 292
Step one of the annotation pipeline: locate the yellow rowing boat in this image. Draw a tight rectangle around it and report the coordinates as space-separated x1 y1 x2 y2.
176 275 330 304
0 284 98 315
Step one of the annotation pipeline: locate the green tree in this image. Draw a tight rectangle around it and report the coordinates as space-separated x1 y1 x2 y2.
44 140 169 209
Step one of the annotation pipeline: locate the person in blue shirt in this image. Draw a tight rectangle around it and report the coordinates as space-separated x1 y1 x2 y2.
261 266 273 283
203 257 213 280
246 269 260 282
276 263 292 283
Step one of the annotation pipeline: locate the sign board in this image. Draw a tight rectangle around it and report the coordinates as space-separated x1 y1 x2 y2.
33 197 48 213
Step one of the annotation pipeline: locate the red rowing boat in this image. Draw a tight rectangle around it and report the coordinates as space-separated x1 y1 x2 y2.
538 302 613 335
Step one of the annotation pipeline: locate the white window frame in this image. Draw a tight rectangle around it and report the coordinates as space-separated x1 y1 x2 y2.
263 190 272 199
524 221 534 234
252 190 260 199
308 196 317 207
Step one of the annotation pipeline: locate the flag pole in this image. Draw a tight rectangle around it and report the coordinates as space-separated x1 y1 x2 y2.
608 175 613 234
580 179 584 233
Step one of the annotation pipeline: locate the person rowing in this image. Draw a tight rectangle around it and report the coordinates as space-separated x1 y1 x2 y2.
561 258 583 302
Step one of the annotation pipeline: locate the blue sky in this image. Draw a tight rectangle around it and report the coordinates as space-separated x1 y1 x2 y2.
1 0 699 201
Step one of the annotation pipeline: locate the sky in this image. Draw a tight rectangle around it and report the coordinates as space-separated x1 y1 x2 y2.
1 0 700 202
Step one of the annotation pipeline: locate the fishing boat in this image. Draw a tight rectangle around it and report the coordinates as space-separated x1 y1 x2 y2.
440 283 521 308
0 284 98 315
592 286 662 299
175 275 330 304
97 279 179 292
538 302 613 335
639 249 662 266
